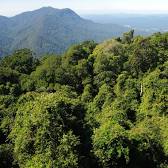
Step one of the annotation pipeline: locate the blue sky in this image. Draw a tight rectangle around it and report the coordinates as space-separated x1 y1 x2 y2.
1 0 168 16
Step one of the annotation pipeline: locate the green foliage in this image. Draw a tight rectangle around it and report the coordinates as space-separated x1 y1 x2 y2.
93 121 129 167
122 30 134 44
31 55 62 91
0 144 17 168
127 38 159 75
0 32 168 168
0 49 38 74
10 92 82 168
93 39 127 88
64 41 97 65
138 62 168 118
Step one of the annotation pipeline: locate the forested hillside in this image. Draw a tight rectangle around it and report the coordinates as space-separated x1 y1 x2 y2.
0 7 129 57
0 31 168 168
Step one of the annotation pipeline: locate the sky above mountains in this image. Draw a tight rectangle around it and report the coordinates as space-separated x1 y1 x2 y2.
1 0 168 16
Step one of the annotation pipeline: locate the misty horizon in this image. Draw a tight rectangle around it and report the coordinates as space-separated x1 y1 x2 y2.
1 0 168 16
1 6 168 18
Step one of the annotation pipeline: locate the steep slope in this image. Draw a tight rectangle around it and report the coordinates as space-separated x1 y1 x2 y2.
0 7 129 57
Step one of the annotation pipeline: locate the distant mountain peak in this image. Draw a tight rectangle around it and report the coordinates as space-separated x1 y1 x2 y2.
32 7 80 18
61 8 76 13
37 6 58 12
37 7 76 14
40 6 55 9
34 6 59 14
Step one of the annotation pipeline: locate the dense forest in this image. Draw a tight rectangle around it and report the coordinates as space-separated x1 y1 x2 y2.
0 31 168 168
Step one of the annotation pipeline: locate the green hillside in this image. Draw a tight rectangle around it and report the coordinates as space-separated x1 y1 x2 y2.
0 7 129 57
0 31 168 168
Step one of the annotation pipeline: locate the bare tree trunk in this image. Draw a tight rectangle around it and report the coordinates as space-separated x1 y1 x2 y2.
140 83 143 96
